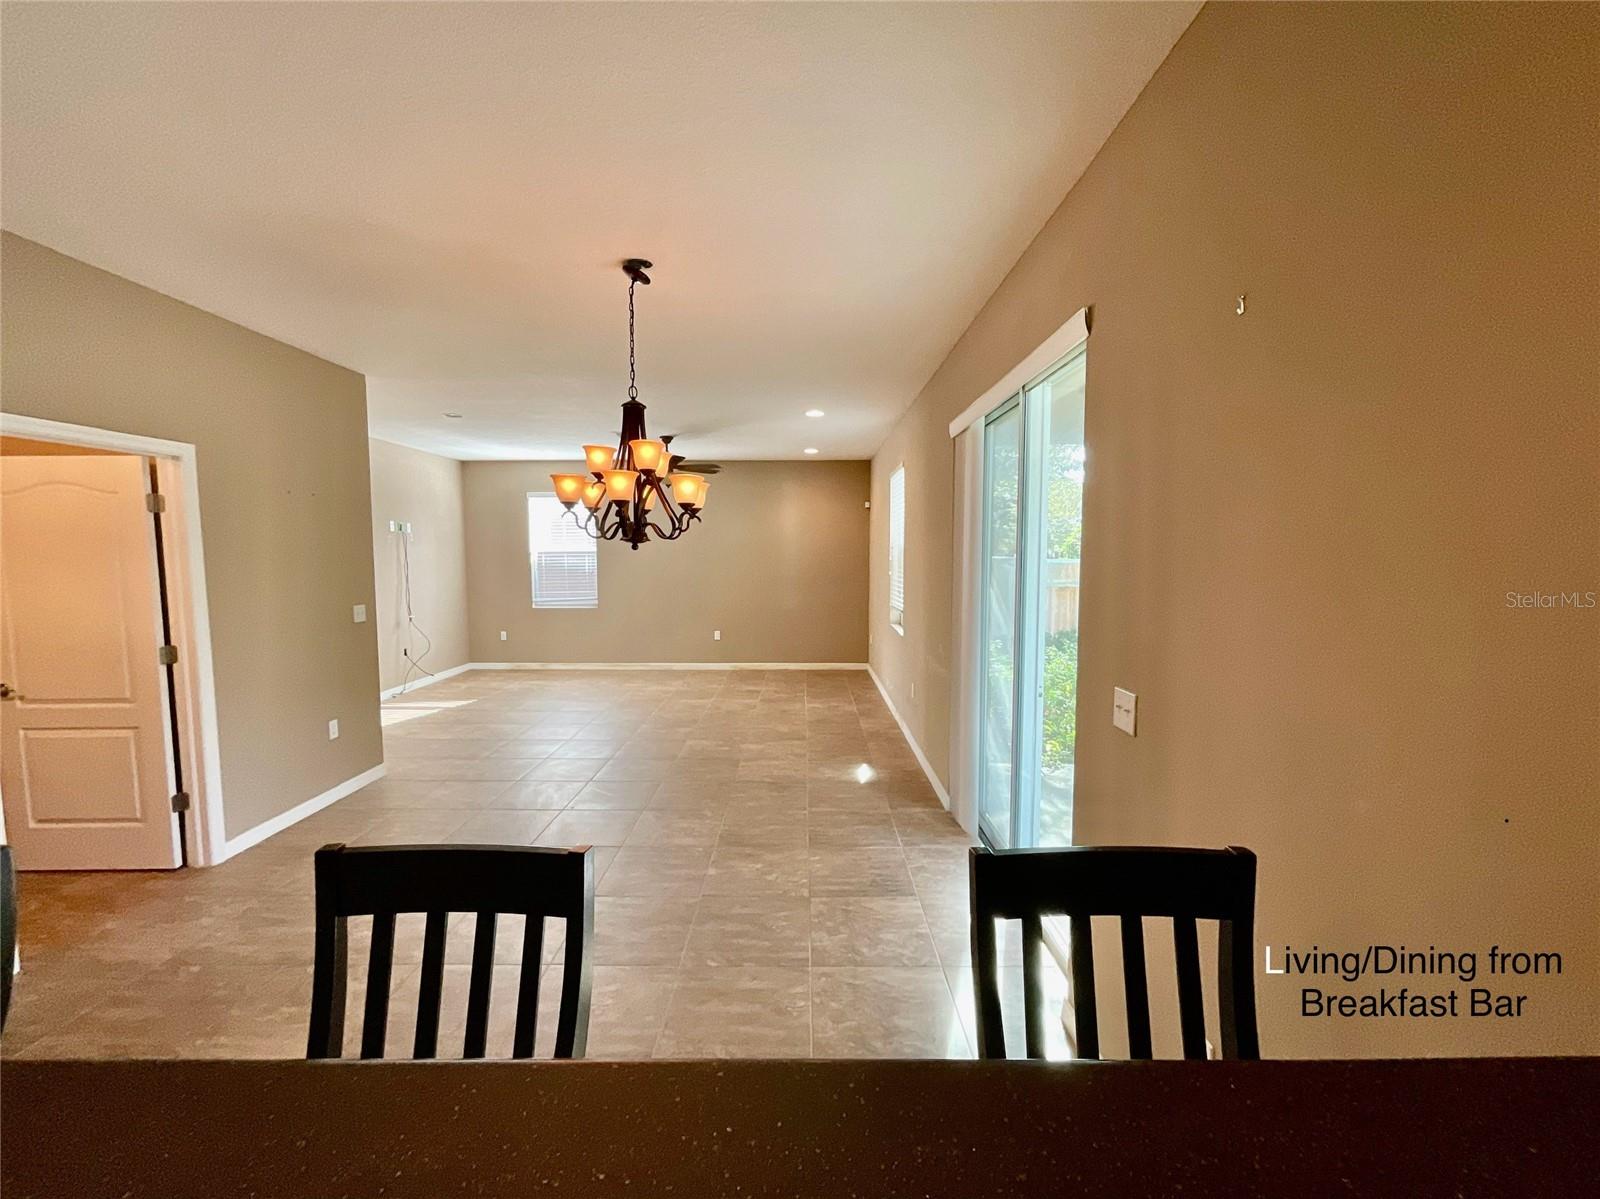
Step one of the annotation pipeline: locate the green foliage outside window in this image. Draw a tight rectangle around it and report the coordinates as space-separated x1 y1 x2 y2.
987 627 1077 771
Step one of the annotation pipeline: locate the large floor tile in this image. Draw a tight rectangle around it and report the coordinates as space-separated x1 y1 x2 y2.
703 846 810 897
653 967 811 1058
682 895 811 967
811 967 971 1058
592 896 698 965
533 810 642 848
809 896 939 966
595 846 713 896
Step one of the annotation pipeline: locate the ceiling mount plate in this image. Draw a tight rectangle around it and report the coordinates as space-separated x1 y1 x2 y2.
622 258 652 285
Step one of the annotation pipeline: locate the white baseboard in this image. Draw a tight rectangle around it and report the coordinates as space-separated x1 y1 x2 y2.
465 661 868 671
867 666 951 810
217 763 387 861
380 662 472 700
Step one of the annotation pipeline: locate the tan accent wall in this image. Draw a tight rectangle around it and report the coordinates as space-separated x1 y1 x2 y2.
1 233 382 839
870 2 1598 1056
464 460 869 664
368 438 470 692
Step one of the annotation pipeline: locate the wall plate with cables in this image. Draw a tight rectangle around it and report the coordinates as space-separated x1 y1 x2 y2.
389 520 412 533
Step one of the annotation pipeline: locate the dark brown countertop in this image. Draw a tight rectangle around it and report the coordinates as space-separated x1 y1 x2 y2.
3 1057 1594 1197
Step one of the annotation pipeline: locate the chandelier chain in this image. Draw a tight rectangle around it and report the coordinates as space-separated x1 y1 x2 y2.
627 278 638 401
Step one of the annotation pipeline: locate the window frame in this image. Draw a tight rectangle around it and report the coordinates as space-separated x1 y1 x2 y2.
888 464 906 634
527 492 599 610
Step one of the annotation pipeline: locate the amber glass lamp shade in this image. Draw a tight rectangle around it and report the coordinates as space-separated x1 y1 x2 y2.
603 469 640 502
667 473 705 506
692 478 710 509
643 486 658 511
581 479 607 509
550 474 587 507
629 439 667 475
583 444 616 473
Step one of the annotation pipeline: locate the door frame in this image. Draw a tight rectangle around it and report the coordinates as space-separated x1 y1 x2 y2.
0 413 227 866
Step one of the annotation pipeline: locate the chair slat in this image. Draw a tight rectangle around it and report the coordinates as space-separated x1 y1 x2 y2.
512 916 546 1059
1219 914 1261 1060
1120 915 1152 1059
1020 913 1045 1059
1 846 16 1035
1173 914 1207 1059
968 859 1005 1059
1069 913 1099 1060
306 854 349 1059
462 911 497 1059
412 911 448 1059
360 912 396 1059
553 855 596 1060
307 919 348 1059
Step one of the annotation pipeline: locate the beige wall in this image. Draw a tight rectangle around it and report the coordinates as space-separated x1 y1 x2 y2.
368 438 470 692
465 460 869 664
1 233 382 839
871 2 1598 1056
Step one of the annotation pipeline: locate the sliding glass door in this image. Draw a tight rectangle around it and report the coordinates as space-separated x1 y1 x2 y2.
977 348 1086 849
978 400 1022 846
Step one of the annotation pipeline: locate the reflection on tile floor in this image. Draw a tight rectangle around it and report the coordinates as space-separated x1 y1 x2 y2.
1 668 1056 1061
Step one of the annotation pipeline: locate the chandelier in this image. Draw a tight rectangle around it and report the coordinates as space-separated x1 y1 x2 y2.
549 259 709 550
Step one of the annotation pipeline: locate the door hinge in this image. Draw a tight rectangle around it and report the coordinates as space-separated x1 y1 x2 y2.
170 791 191 813
157 644 178 666
146 493 167 513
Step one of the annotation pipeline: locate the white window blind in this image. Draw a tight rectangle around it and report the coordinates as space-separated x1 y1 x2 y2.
888 465 906 630
528 494 598 609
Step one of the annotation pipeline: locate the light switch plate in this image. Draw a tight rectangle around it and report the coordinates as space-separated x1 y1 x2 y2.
713 630 721 641
352 604 367 623
1113 688 1137 736
500 630 508 641
328 719 340 741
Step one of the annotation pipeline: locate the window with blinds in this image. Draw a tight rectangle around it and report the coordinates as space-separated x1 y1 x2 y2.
888 465 906 631
528 494 598 609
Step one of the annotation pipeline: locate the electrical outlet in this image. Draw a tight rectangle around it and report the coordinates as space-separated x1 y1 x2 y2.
1113 688 1137 736
328 719 340 741
352 604 366 623
500 630 508 641
388 520 412 534
713 629 722 641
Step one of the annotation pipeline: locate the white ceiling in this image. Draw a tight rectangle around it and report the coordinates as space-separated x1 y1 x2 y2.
1 1 1198 461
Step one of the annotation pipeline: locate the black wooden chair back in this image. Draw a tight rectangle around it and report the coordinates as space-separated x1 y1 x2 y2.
1 845 15 1035
307 842 594 1060
969 844 1259 1061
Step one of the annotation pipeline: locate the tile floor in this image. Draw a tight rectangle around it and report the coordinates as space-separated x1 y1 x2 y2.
5 669 1061 1060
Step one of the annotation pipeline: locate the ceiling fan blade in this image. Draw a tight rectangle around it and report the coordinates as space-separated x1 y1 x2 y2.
674 461 723 475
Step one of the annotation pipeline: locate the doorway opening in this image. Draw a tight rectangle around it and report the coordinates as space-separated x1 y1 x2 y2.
0 415 223 869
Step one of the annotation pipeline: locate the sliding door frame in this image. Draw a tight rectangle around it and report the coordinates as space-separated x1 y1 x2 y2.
975 341 1088 850
954 308 1090 845
978 395 1022 849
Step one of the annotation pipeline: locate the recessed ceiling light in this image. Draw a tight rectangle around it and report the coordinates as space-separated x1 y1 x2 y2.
805 409 825 418
443 412 463 419
804 448 819 455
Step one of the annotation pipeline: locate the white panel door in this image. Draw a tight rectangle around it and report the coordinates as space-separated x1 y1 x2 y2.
0 455 180 870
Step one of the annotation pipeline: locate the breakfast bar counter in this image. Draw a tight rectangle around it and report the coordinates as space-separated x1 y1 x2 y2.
3 1057 1593 1197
